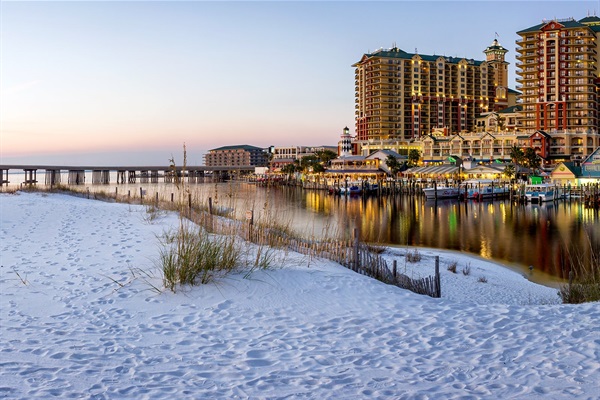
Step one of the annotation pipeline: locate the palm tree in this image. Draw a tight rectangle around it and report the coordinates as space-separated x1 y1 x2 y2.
408 149 421 167
509 145 524 166
503 164 516 182
385 155 402 176
523 148 541 173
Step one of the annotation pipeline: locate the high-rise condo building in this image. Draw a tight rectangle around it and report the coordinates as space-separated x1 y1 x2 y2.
516 16 600 160
352 40 510 143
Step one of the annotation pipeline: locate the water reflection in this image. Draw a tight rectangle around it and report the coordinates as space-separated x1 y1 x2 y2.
251 185 598 281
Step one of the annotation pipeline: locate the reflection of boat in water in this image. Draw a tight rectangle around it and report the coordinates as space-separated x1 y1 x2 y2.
459 179 509 200
340 185 362 195
422 186 459 200
525 184 558 203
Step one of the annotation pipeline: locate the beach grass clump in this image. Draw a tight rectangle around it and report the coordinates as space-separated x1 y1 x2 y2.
559 250 600 304
143 204 165 223
478 276 488 283
558 233 600 304
160 222 240 292
405 248 422 263
462 263 472 276
447 261 457 273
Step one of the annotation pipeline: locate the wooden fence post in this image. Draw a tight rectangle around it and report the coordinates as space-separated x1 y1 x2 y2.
435 255 441 298
353 228 359 272
393 260 397 278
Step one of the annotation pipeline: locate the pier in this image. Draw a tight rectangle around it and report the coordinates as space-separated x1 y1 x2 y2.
0 164 256 186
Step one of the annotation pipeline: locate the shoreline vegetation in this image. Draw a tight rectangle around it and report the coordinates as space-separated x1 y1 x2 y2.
6 171 599 303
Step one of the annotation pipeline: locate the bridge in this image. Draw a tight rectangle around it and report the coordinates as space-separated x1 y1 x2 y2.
0 164 257 186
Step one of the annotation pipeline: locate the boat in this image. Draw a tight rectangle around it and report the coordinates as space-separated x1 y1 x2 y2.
339 184 362 195
422 186 459 200
524 184 557 203
459 179 509 200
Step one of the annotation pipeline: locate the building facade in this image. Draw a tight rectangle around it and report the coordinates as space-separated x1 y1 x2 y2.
352 40 510 143
270 145 337 171
515 16 600 161
204 145 268 167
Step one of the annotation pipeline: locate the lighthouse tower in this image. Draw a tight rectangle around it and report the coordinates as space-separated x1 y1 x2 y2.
339 126 352 157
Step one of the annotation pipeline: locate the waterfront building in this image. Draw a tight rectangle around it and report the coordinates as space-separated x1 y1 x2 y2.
550 146 600 184
420 130 520 163
270 145 337 171
328 149 406 180
515 16 600 161
352 39 510 144
475 105 521 133
204 145 269 167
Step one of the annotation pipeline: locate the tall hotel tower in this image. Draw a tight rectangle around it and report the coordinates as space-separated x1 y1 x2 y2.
352 41 509 143
516 17 600 134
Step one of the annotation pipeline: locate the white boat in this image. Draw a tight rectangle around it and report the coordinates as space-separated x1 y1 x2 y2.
422 186 459 200
339 184 362 195
459 179 509 200
525 184 557 203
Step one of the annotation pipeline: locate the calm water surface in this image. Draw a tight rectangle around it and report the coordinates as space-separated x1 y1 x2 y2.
203 183 599 285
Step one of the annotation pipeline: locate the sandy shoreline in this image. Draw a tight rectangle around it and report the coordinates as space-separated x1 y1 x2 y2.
1 192 598 399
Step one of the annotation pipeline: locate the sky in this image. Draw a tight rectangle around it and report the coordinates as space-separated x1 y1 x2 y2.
1 1 596 166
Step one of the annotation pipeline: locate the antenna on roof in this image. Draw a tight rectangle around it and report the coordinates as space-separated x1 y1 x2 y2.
415 47 418 54
392 41 396 48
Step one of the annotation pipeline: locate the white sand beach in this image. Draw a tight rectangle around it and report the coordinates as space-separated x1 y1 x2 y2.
1 192 598 399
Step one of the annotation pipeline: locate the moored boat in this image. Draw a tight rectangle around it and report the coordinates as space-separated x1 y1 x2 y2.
422 186 459 200
459 179 509 200
524 184 557 203
340 184 362 195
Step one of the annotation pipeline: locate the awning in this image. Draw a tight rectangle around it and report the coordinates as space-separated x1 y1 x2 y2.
405 165 459 176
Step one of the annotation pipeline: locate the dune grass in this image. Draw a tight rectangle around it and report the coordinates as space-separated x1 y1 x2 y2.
160 221 240 292
559 236 600 304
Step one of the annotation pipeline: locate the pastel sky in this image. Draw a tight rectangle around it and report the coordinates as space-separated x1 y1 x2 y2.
1 1 595 166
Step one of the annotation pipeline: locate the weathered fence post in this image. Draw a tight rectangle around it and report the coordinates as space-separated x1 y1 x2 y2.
393 260 397 279
353 228 359 272
435 255 441 298
247 209 254 242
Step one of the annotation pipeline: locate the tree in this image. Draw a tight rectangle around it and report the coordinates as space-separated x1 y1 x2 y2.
312 163 325 174
281 163 297 175
509 145 524 166
299 155 318 172
408 149 421 167
385 154 402 176
315 150 338 165
495 115 506 132
503 164 516 181
523 148 541 172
